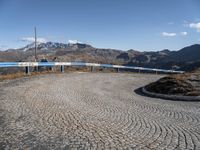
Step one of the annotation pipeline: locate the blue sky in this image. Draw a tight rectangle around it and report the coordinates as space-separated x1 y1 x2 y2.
0 0 200 51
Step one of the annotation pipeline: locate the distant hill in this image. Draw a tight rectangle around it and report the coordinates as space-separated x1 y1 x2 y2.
164 44 200 62
0 42 200 72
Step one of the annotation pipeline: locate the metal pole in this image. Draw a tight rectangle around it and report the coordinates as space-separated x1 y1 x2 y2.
34 27 39 72
34 27 37 62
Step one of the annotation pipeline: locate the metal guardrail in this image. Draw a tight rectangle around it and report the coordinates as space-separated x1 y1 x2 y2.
0 62 184 74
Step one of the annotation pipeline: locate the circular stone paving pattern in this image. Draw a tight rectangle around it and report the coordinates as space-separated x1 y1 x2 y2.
0 73 200 149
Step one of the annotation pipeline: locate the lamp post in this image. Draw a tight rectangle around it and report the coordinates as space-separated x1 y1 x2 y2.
34 27 37 62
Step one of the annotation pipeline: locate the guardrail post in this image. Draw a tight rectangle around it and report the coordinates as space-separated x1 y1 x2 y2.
60 65 64 73
91 66 94 72
25 66 30 75
34 66 38 72
51 66 54 71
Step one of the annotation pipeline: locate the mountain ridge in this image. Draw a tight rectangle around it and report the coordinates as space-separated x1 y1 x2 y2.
0 42 200 71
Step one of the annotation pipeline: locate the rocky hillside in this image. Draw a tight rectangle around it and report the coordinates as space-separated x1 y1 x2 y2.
0 42 200 71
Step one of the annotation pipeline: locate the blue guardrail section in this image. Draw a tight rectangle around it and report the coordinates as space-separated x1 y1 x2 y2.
0 62 184 73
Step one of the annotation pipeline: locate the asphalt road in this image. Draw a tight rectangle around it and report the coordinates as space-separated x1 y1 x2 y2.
0 73 200 150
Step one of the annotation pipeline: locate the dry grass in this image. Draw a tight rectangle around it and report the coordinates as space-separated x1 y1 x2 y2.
171 73 190 81
0 71 61 81
0 66 118 81
0 72 25 81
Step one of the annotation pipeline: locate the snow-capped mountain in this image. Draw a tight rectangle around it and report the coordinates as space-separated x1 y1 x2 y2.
21 42 69 51
21 42 36 51
39 42 68 49
21 41 92 51
68 42 92 49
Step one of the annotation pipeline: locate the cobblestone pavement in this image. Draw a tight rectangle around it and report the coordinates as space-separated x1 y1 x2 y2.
0 73 200 150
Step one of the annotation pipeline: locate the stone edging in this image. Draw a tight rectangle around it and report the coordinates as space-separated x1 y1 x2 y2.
142 87 200 101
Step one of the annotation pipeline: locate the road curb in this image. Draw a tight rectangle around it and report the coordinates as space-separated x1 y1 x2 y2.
142 87 200 101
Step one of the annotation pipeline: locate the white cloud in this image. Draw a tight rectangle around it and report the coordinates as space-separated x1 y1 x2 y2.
162 32 177 37
180 32 187 36
21 37 47 43
68 40 82 44
189 22 200 32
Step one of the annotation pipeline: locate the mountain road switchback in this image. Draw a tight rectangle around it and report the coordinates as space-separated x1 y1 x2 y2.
0 73 200 149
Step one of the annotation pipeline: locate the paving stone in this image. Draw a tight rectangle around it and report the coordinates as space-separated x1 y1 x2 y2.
0 73 200 149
